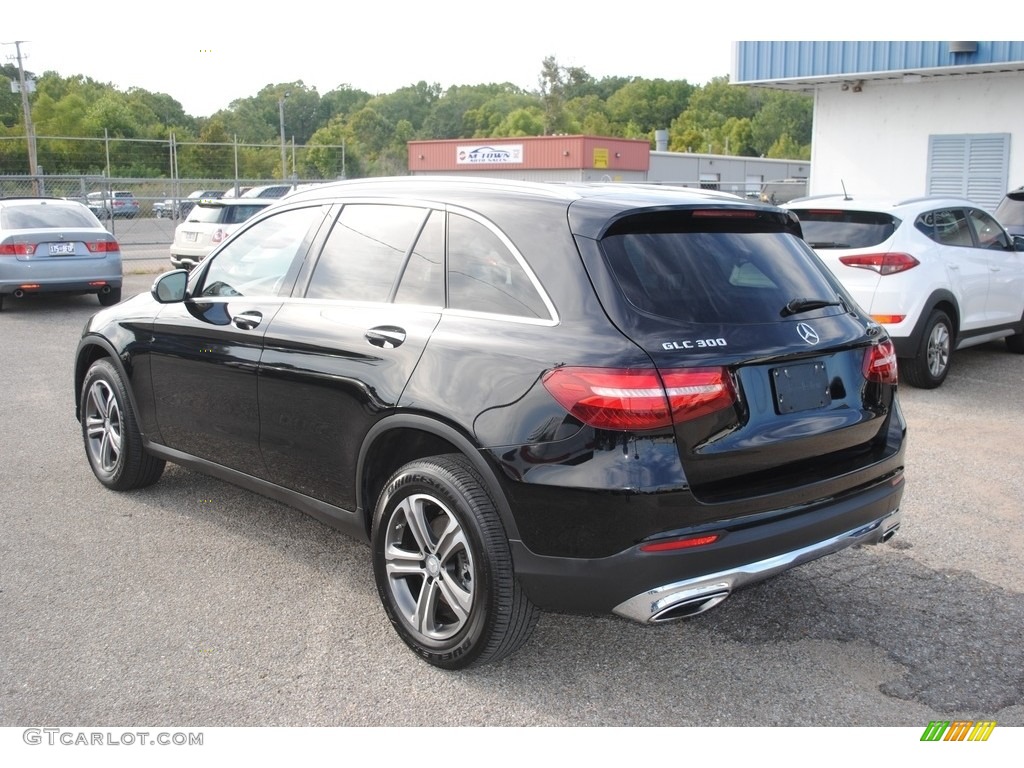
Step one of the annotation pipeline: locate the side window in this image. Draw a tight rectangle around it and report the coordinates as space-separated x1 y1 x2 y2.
394 209 445 306
306 204 429 302
967 209 1011 250
198 206 322 298
447 213 549 319
917 209 972 247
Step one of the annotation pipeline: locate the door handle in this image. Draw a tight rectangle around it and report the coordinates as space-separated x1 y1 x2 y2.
365 326 407 348
232 310 263 330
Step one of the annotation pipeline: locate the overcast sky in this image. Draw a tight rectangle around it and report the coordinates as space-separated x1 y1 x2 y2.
6 5 963 118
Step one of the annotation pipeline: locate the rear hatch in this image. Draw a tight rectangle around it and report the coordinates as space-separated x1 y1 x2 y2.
578 205 900 510
786 206 904 312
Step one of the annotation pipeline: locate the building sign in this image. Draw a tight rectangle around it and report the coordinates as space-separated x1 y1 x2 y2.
593 148 609 169
457 145 523 165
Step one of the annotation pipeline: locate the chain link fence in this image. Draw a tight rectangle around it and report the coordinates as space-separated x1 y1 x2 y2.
0 174 332 244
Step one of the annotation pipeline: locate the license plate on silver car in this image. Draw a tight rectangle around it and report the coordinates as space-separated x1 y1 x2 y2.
48 242 76 256
184 232 198 242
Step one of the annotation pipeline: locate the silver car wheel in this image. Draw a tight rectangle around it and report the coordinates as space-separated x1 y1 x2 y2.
926 322 950 378
382 492 475 642
84 379 123 475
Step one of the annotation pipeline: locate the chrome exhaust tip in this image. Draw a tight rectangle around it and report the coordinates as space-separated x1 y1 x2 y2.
881 522 900 543
650 590 731 623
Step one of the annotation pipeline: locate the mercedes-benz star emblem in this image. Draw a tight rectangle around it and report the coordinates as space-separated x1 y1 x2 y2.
797 322 820 345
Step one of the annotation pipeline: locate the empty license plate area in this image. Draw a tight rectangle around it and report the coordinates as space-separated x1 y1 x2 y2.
771 361 831 414
48 242 76 256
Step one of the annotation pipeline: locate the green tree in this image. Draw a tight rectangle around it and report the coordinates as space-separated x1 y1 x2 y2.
464 89 537 137
369 82 440 132
605 78 695 136
306 116 356 179
493 107 545 137
184 117 234 177
750 90 812 157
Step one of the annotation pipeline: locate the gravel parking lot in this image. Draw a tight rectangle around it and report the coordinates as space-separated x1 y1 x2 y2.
1 269 1022 736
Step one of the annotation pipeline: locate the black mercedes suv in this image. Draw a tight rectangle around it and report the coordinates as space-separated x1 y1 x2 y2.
74 178 906 669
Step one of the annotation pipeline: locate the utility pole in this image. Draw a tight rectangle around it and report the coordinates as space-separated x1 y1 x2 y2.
278 92 289 182
4 40 40 193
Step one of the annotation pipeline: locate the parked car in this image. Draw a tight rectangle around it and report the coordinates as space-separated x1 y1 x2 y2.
155 190 225 220
240 184 293 199
169 198 274 270
785 195 1024 388
759 178 807 205
86 190 141 219
1 196 122 311
75 178 906 669
995 185 1024 238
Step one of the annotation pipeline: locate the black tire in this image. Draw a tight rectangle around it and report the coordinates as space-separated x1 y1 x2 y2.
371 454 538 669
98 287 122 307
80 358 165 491
1006 313 1024 353
901 309 953 389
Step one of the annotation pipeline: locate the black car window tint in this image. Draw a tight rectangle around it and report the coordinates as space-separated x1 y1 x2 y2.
306 204 428 303
198 207 321 298
603 230 837 324
447 214 548 319
394 209 445 307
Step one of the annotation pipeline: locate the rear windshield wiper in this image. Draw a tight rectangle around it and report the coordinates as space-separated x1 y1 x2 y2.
806 241 851 248
781 298 844 317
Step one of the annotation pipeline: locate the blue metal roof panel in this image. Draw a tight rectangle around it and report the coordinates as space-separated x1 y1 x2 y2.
736 41 1024 83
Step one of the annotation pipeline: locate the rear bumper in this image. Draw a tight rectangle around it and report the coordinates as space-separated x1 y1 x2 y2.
612 508 901 623
510 471 904 619
0 276 121 295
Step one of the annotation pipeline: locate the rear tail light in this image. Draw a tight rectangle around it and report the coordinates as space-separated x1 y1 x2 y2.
86 241 120 253
542 367 736 431
0 243 36 255
839 252 919 275
211 228 227 243
863 339 898 384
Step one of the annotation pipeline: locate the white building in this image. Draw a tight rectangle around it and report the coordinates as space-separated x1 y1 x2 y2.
734 41 1024 211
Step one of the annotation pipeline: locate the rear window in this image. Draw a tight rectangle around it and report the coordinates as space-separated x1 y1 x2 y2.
187 205 229 224
187 204 265 224
790 209 899 248
601 226 842 324
2 205 99 230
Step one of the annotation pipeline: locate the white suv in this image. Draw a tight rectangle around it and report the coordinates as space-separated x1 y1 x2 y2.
169 199 273 271
785 195 1024 388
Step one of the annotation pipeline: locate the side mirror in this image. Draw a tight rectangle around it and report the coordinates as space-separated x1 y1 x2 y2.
151 270 189 303
1013 235 1024 252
